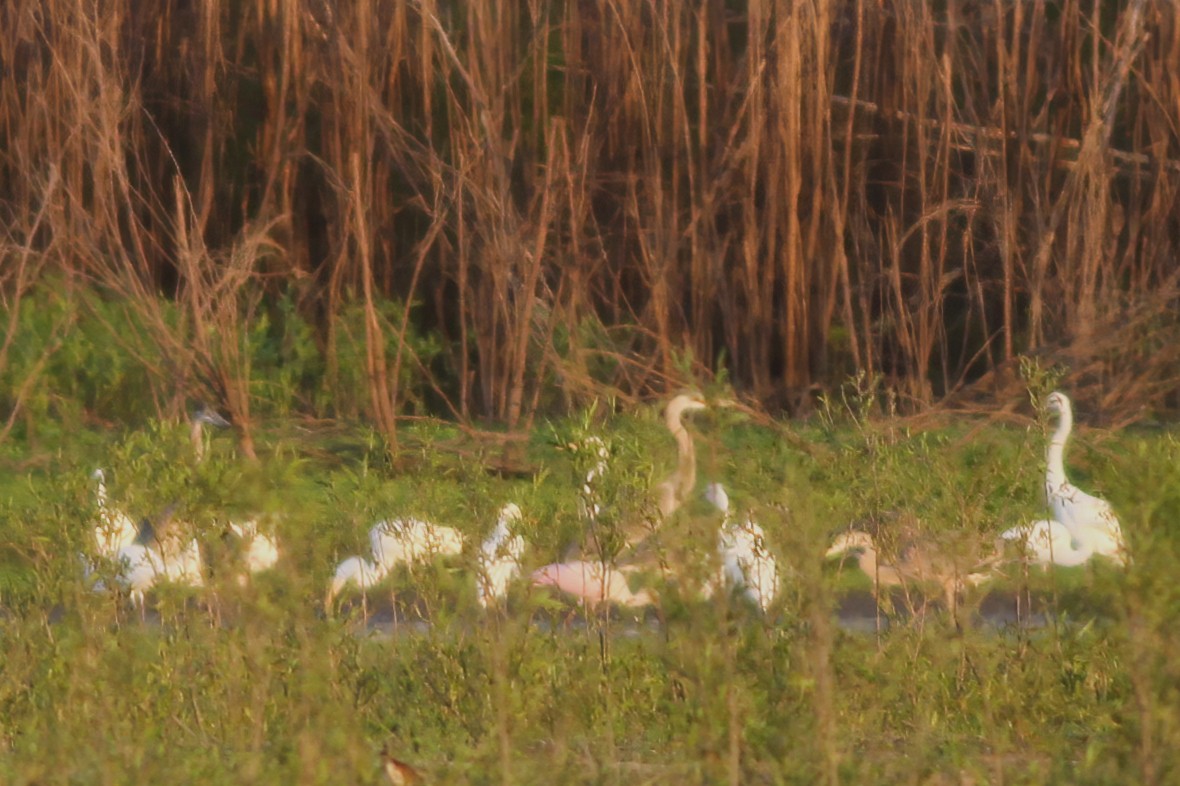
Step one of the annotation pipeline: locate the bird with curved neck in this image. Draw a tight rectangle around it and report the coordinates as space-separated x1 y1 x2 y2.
826 530 995 616
1001 519 1095 567
476 503 526 609
653 393 708 519
190 406 231 463
1043 392 1126 563
703 483 780 612
90 468 139 558
325 556 390 619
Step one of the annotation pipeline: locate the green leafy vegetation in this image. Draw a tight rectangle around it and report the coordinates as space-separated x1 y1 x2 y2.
1 395 1177 784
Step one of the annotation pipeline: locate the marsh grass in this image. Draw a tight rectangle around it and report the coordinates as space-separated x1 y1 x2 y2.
1 402 1179 783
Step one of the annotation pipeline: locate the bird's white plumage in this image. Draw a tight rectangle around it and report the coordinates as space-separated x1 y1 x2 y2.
1001 519 1094 567
369 518 464 571
325 556 389 611
576 437 611 523
1043 392 1126 564
90 469 139 559
107 538 205 608
229 520 281 584
476 503 526 608
327 515 464 613
703 482 780 612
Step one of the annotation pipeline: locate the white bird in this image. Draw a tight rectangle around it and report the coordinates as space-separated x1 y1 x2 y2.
703 483 780 612
476 503 526 608
90 468 139 558
653 393 708 519
369 518 464 571
325 516 464 617
229 519 281 584
576 436 611 524
1001 519 1094 567
531 560 656 610
1043 392 1126 563
108 537 205 611
325 556 390 617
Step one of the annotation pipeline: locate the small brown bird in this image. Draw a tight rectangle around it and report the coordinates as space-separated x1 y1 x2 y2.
826 529 997 618
382 752 423 785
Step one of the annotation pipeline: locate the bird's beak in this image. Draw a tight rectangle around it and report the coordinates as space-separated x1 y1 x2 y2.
197 407 232 428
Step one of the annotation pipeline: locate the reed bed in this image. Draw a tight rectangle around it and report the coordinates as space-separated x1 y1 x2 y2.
1 1 1178 440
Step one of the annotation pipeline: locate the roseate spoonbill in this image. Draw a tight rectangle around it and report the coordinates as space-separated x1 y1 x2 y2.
531 560 655 609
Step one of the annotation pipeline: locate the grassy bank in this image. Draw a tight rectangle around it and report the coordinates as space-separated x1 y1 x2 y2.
1 399 1177 784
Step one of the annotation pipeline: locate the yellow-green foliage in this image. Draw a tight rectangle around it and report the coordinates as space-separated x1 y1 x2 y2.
1 406 1179 784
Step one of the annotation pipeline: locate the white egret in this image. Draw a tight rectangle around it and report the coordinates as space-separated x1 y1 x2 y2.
1043 392 1126 563
228 519 281 585
826 529 994 615
476 503 526 609
1001 519 1095 567
703 482 780 613
653 393 708 519
325 555 390 618
531 560 656 610
575 436 611 524
106 536 205 612
369 518 464 571
90 469 139 558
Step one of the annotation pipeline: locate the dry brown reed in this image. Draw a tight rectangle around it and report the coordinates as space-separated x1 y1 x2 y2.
1 0 1178 432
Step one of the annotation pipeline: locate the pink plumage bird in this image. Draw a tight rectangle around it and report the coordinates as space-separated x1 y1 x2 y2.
531 560 655 609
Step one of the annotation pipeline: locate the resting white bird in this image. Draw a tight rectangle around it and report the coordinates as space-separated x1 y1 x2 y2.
107 537 205 611
229 520 281 585
1001 519 1095 567
1043 392 1126 563
476 503 526 608
703 483 780 612
369 518 464 571
325 556 390 617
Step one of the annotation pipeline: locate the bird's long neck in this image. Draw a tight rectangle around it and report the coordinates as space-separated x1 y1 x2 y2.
1045 408 1072 490
857 547 905 587
855 547 879 580
191 420 206 462
668 413 697 497
363 558 390 587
